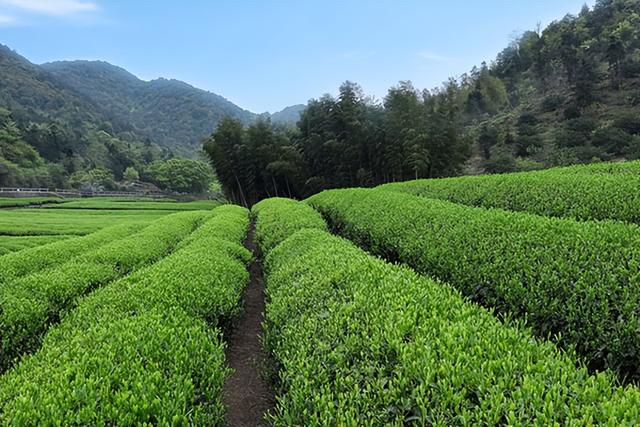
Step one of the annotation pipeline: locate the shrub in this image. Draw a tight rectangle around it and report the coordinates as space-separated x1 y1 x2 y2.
256 205 640 424
308 188 640 381
379 161 640 223
252 197 327 254
0 205 250 424
0 211 207 371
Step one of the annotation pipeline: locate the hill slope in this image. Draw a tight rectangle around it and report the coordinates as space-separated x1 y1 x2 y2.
456 0 640 172
0 45 133 137
41 60 257 151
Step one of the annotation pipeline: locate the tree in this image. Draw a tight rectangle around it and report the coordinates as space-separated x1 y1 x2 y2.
383 81 426 180
477 124 500 159
145 158 213 194
123 166 139 182
69 168 116 191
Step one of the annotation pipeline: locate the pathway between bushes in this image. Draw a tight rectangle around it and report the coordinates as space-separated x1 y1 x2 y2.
222 223 275 426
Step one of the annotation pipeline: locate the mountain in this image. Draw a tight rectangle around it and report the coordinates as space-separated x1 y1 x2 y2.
269 104 305 124
0 44 133 138
0 43 308 190
41 60 256 153
0 44 269 190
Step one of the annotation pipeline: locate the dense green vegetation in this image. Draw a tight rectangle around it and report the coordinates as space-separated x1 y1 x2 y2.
252 197 328 252
0 211 207 371
308 188 640 381
0 223 142 285
0 197 62 208
206 0 640 205
255 198 640 425
0 53 221 192
41 60 256 152
0 205 251 424
380 160 640 223
206 81 469 205
0 235 72 256
4 0 639 198
44 198 219 211
0 208 170 236
464 0 640 171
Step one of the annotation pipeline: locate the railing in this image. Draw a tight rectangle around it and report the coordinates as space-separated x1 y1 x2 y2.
0 187 49 193
0 187 171 198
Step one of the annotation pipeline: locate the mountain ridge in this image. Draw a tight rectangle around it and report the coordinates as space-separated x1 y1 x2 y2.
0 44 304 156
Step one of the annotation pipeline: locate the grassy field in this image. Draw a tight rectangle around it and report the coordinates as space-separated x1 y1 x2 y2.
43 198 220 211
0 209 171 236
0 197 219 253
0 197 63 208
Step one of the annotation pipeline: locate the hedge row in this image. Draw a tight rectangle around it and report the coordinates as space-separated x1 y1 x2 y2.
308 189 640 382
0 222 143 285
0 197 63 208
379 163 640 223
0 235 73 256
550 160 640 175
0 210 208 372
252 197 327 253
253 199 640 424
0 205 251 425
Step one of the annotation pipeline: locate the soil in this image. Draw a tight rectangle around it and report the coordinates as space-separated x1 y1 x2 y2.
222 223 275 426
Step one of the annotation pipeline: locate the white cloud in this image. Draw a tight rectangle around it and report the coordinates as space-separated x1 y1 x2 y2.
0 13 16 23
417 51 451 62
1 0 98 16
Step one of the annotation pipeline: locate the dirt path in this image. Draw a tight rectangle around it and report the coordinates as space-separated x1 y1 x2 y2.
222 224 275 426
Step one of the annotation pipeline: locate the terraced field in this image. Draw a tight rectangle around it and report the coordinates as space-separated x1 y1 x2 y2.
2 162 640 424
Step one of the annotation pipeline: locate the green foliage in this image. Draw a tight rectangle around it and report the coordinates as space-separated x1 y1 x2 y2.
68 168 116 191
206 81 470 205
252 197 327 253
0 47 230 192
0 197 62 208
0 208 169 236
0 235 72 255
256 202 640 424
0 223 142 285
455 0 640 170
122 166 139 182
41 60 256 151
0 206 250 424
308 188 640 381
380 160 640 223
0 211 207 371
204 117 305 206
46 198 219 211
144 158 214 194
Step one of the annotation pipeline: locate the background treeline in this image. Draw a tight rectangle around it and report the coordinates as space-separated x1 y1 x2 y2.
0 107 213 193
204 81 470 205
206 0 640 205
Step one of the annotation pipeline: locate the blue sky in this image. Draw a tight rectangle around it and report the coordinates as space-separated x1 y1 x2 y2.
0 0 594 113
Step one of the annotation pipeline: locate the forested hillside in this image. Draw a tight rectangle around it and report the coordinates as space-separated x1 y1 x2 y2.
459 0 640 171
206 0 640 205
42 60 256 151
0 45 260 191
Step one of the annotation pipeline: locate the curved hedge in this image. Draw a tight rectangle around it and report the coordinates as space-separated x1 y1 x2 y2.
0 222 143 285
258 221 640 424
379 163 640 223
252 197 327 253
308 188 640 382
0 210 208 372
0 206 250 425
